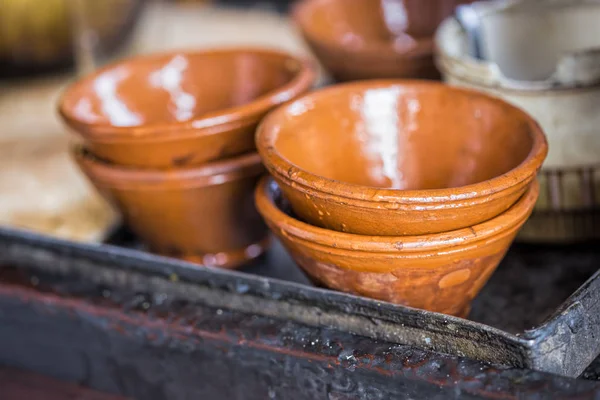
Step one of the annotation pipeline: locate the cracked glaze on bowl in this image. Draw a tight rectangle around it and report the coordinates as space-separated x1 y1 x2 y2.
255 177 539 316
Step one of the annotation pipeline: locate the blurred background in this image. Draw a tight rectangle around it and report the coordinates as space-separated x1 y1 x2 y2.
0 0 308 243
0 0 303 78
2 0 599 246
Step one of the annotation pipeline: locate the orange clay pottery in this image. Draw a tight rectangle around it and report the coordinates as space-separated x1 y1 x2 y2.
256 80 547 236
74 148 268 268
256 177 539 317
59 48 316 168
292 0 474 81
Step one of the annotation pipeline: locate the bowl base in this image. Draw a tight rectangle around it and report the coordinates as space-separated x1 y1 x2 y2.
158 237 271 270
457 304 471 319
306 276 473 319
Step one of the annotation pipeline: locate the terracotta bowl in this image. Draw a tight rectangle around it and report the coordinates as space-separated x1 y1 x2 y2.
256 80 547 236
59 48 316 168
292 0 473 81
256 177 539 316
74 148 268 269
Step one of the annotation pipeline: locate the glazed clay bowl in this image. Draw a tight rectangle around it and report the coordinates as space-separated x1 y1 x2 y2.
59 48 316 168
256 80 547 236
74 148 268 268
255 177 539 316
292 0 474 81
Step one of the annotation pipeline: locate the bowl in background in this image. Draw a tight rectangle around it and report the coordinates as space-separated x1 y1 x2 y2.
0 0 144 77
292 0 474 81
255 177 539 316
59 48 316 168
74 148 269 268
256 80 547 236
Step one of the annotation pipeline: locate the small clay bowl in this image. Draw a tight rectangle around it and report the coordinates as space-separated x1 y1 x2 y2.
59 48 316 168
292 0 472 81
256 177 539 316
256 80 547 236
73 148 269 269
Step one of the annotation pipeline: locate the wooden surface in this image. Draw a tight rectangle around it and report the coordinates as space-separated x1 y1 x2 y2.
0 367 129 400
0 75 119 242
0 2 321 243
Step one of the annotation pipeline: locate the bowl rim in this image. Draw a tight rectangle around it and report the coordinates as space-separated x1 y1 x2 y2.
58 47 317 140
291 0 435 60
73 146 264 190
256 79 548 205
255 176 539 254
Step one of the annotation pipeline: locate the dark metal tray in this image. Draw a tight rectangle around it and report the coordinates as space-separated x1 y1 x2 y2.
2 227 600 399
1 225 599 381
1 367 128 400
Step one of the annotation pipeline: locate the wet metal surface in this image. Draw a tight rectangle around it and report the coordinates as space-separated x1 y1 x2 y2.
0 227 599 380
111 225 600 335
1 263 600 399
0 367 130 400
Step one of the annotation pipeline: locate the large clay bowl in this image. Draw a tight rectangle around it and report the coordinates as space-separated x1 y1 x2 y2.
256 177 539 316
292 0 473 81
74 148 268 269
256 80 547 236
59 48 316 168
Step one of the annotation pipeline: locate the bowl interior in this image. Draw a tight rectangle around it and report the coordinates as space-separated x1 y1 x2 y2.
296 0 471 50
62 50 302 127
269 83 535 191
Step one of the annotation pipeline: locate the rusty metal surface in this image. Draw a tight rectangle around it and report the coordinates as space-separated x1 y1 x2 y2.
109 226 600 335
469 242 598 332
1 263 600 399
583 357 600 381
0 367 130 400
0 226 599 382
112 220 600 378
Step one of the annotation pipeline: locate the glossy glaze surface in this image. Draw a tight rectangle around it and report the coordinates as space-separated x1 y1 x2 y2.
257 80 547 236
59 48 316 168
74 148 268 269
293 0 473 81
255 177 539 316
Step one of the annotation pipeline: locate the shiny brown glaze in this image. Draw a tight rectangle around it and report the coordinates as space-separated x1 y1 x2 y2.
257 80 547 236
256 177 539 316
59 48 316 168
293 0 473 81
74 148 268 269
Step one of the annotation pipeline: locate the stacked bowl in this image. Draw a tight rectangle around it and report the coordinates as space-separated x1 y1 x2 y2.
292 0 475 82
58 48 316 268
255 81 547 316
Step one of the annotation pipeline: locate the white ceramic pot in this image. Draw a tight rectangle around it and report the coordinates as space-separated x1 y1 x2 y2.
435 0 600 242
